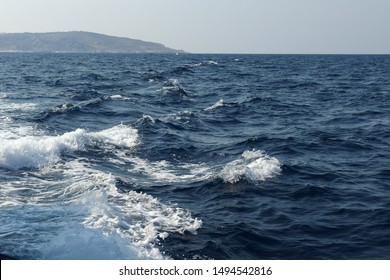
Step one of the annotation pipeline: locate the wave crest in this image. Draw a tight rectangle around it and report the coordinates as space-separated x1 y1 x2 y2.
204 99 225 111
0 124 139 170
219 150 281 184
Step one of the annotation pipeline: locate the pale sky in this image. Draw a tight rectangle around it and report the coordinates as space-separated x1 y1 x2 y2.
0 0 389 54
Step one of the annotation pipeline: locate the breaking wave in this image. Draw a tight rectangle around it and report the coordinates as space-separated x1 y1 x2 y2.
219 150 282 184
0 124 139 170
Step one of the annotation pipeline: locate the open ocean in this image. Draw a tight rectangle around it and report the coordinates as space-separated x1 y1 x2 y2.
0 53 389 260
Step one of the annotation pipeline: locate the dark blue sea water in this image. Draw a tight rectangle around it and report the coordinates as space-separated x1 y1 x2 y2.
0 53 389 260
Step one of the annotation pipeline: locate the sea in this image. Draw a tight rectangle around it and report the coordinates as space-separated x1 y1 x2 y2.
0 53 389 260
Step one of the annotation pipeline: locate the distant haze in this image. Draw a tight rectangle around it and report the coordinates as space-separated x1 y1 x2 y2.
0 0 389 54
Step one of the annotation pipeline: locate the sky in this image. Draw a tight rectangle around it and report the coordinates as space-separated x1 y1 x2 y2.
0 0 389 54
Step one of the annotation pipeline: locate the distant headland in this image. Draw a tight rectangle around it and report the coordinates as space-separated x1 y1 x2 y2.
0 31 183 53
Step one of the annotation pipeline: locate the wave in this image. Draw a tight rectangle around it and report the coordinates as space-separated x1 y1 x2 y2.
0 116 13 124
135 114 157 126
160 79 189 97
165 110 196 124
207 60 219 65
0 101 37 113
33 96 117 122
125 156 212 185
0 92 9 99
80 72 108 82
170 65 194 75
0 162 202 259
110 94 133 101
186 60 219 69
188 62 203 68
0 124 46 140
204 99 225 111
219 150 281 184
60 167 202 259
144 70 165 84
164 60 219 76
120 150 280 186
0 124 139 170
59 89 101 102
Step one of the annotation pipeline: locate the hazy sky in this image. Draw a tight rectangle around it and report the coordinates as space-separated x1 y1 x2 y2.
1 0 389 54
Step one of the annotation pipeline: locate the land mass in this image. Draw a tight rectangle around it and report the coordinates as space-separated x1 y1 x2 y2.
0 31 183 53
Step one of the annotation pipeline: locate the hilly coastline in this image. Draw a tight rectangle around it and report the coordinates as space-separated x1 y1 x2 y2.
0 31 182 53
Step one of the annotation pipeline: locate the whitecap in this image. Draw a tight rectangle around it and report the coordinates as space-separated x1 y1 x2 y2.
160 79 180 93
0 124 139 170
188 62 203 68
219 150 281 184
0 129 87 169
204 99 225 111
89 124 139 149
110 94 123 99
207 60 219 65
110 94 132 101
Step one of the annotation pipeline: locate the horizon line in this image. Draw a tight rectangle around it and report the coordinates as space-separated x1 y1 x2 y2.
0 51 389 56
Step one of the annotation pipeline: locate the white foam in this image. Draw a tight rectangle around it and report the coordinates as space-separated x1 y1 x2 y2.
219 150 281 184
81 185 202 255
0 124 139 169
188 62 203 68
0 116 13 123
136 114 156 125
0 159 202 260
110 94 132 101
56 166 202 259
1 102 37 111
110 94 123 99
128 156 211 184
41 224 140 260
163 110 194 124
0 199 141 260
0 129 86 169
160 79 180 94
0 125 44 140
207 60 219 65
0 116 207 260
204 99 225 111
89 124 139 149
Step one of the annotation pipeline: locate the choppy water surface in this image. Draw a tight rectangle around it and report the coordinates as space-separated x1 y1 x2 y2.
0 53 389 259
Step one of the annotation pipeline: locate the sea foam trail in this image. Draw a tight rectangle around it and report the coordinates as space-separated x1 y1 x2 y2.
0 124 138 169
46 166 202 259
0 159 202 260
219 150 282 183
45 169 201 259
